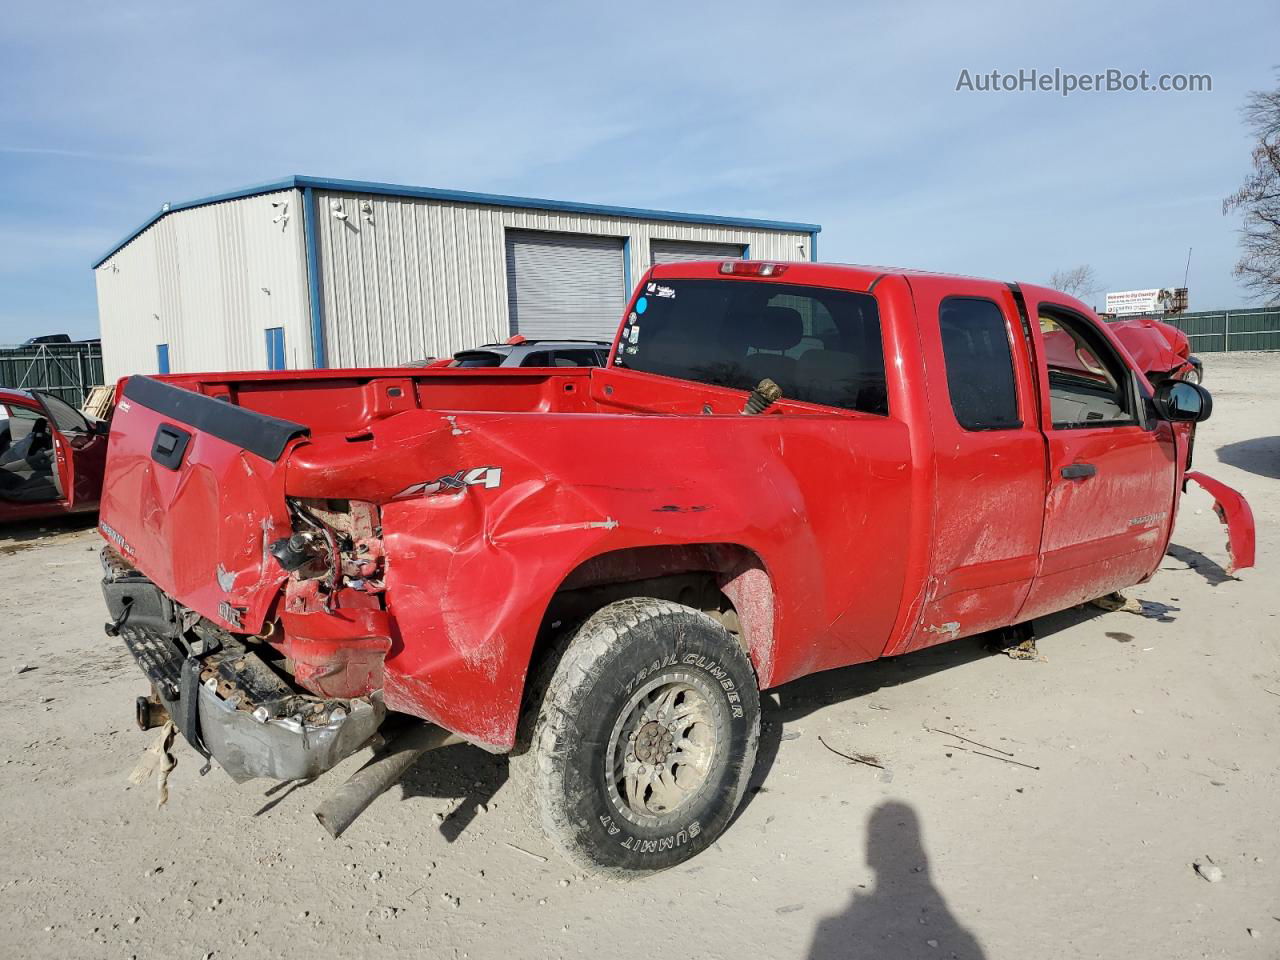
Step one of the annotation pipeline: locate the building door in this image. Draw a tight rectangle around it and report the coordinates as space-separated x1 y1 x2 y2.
265 327 286 370
505 231 626 341
650 239 746 265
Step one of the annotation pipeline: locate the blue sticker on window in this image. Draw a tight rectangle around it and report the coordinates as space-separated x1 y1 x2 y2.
636 297 648 315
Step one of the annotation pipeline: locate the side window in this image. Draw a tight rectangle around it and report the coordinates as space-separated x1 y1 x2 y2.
551 350 601 367
938 298 1021 430
1041 309 1135 428
37 394 90 435
520 351 554 367
453 352 504 368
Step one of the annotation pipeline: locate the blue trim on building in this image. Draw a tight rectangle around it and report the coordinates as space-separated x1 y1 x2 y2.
91 174 822 269
301 186 327 368
809 230 819 262
742 243 750 259
621 236 633 299
265 326 286 370
156 343 170 375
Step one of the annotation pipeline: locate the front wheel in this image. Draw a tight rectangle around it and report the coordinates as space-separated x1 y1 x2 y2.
515 598 760 874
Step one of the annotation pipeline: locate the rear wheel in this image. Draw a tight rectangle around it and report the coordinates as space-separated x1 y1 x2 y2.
514 598 760 874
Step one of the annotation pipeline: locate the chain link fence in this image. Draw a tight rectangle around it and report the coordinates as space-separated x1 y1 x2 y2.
0 342 105 406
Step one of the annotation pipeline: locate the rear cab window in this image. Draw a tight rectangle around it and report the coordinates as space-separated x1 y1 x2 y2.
938 297 1021 430
615 278 888 415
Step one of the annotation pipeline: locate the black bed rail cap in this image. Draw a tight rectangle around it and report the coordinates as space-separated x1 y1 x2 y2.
122 376 309 462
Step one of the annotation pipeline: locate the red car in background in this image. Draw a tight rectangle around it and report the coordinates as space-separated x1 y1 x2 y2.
1106 316 1202 384
0 387 108 523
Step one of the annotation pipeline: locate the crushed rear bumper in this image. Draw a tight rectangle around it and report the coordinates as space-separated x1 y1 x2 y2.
103 549 384 782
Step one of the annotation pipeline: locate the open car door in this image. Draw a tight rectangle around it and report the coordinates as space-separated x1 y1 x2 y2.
34 391 108 510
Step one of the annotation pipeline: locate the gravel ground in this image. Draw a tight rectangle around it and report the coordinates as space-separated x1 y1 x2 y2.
1 352 1277 960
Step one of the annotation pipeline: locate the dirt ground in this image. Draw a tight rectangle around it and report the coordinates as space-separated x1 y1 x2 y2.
1 353 1277 960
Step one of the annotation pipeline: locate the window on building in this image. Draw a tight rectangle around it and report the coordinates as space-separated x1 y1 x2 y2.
616 279 888 415
938 297 1021 430
265 327 286 371
156 344 170 374
1041 309 1136 429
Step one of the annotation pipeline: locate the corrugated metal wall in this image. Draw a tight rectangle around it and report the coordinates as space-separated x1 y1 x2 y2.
313 190 812 367
94 190 310 382
1160 308 1280 353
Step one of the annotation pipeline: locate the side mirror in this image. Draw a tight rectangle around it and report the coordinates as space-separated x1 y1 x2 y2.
1152 380 1212 423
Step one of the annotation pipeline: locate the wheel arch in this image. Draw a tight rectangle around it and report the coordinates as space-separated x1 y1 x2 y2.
524 543 778 705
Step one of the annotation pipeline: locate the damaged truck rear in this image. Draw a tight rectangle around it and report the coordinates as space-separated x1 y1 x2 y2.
98 260 1255 873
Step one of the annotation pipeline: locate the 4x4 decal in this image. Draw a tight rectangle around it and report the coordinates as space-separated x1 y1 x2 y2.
392 466 503 501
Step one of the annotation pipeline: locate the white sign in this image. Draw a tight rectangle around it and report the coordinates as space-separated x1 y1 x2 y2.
1105 289 1166 316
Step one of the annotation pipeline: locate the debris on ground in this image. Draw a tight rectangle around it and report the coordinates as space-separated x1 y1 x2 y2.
927 727 1041 771
127 720 177 807
985 623 1040 660
1091 592 1142 613
816 735 883 769
1194 860 1225 883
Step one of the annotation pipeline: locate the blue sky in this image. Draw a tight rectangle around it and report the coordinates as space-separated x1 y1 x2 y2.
1 0 1276 342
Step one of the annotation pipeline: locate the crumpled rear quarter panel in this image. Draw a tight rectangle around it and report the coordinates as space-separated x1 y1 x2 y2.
361 407 914 750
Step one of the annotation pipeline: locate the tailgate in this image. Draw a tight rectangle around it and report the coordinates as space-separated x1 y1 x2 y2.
100 376 309 633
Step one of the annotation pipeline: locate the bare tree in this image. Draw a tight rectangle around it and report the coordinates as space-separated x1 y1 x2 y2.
1223 73 1280 303
1049 264 1100 299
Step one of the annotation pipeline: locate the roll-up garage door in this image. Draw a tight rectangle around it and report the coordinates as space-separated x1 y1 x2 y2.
505 231 627 340
650 239 746 265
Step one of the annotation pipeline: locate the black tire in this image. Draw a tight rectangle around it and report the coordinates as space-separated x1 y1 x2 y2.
513 597 760 874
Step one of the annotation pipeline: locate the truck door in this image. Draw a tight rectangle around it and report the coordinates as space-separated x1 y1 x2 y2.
890 277 1048 654
1016 288 1178 620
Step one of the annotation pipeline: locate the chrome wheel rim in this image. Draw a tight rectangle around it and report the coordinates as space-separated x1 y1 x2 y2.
605 671 721 826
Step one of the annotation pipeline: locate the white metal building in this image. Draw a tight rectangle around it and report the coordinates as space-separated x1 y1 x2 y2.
92 176 820 381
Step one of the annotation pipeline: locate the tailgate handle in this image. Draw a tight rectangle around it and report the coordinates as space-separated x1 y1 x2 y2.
151 423 192 471
1060 463 1096 479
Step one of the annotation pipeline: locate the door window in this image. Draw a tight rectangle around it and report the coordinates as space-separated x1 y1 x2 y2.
36 393 90 435
1041 309 1136 429
938 297 1021 430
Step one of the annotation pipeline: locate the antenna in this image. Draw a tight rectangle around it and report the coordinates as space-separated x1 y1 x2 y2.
1182 247 1192 289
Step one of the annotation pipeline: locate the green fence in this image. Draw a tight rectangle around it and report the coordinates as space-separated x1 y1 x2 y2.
0 342 105 406
1159 307 1280 353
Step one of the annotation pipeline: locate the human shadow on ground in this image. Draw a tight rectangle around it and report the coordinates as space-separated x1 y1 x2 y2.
1215 436 1280 480
807 801 986 960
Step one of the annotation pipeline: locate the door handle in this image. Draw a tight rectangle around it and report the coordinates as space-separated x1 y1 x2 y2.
1060 463 1096 479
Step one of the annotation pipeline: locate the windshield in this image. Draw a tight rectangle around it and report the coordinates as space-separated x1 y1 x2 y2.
615 278 888 415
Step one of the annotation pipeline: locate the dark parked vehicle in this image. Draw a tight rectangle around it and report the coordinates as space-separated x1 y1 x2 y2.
430 335 610 369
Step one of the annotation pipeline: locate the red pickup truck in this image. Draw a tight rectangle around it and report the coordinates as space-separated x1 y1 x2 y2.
97 260 1253 874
